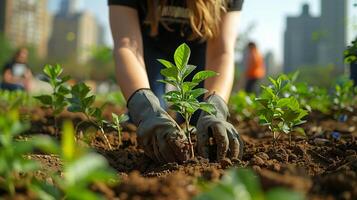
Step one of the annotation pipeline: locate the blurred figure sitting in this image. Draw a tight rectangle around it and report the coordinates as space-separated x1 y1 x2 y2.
244 42 265 94
0 47 33 91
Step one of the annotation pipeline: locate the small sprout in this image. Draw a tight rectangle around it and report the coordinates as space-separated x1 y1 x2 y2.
255 75 309 145
67 82 113 150
35 64 71 136
32 121 117 199
110 113 129 148
332 80 356 120
158 43 217 158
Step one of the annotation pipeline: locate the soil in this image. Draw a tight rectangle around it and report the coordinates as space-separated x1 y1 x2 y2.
8 107 357 199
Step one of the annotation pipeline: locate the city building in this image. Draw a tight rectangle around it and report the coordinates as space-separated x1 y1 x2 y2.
318 0 347 71
284 4 321 72
0 0 51 58
48 0 100 64
284 0 348 73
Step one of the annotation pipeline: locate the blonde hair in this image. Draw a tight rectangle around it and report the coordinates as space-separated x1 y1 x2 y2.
146 0 228 40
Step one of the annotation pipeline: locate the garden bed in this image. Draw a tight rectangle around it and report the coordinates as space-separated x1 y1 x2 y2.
21 107 357 200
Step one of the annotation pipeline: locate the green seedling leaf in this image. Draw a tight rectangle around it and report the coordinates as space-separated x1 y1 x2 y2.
266 188 304 200
174 43 191 70
62 121 75 162
199 102 217 116
35 95 52 105
192 70 217 83
161 67 178 79
157 59 176 69
182 64 197 80
189 88 208 99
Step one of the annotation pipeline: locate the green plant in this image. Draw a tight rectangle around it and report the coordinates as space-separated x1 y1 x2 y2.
344 37 357 64
67 82 113 150
283 72 331 114
35 64 71 135
195 168 304 200
158 43 217 158
110 113 129 148
0 90 36 113
229 91 257 121
0 110 58 197
32 121 117 200
332 79 356 118
255 75 309 145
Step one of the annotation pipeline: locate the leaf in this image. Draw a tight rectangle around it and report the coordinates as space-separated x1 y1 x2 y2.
266 188 304 200
157 79 177 87
65 153 114 186
192 70 217 83
199 102 217 116
189 88 208 99
293 127 306 137
174 43 191 70
182 82 199 93
157 59 176 69
182 64 197 80
160 67 178 79
35 95 52 105
62 121 75 162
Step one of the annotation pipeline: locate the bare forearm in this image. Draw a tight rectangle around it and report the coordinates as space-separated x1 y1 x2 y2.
205 52 235 102
114 47 150 100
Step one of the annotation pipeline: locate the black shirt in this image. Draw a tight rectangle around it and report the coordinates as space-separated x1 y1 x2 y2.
108 0 244 72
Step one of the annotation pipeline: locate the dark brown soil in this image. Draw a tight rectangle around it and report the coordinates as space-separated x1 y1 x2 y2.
15 108 357 199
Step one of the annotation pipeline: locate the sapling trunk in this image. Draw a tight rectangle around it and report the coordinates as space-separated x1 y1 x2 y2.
185 113 194 159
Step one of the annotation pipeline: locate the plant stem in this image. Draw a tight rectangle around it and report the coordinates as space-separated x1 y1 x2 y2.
185 113 194 159
273 131 276 148
54 115 58 138
100 126 113 150
117 127 122 148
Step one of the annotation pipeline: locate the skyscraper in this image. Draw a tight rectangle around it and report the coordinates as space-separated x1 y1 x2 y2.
48 0 100 63
284 0 348 72
318 0 347 70
284 4 321 72
0 0 51 58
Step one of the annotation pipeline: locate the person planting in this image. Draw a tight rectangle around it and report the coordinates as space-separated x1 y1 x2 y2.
109 0 244 163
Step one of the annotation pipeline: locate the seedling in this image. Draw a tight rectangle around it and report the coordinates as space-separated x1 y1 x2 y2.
158 43 217 158
0 110 58 197
110 113 129 148
255 75 309 145
35 64 71 136
229 91 257 121
31 121 117 200
332 80 356 120
67 82 113 150
195 168 304 200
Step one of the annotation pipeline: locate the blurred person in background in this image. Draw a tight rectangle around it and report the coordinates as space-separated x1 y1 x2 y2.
0 47 33 92
244 42 265 94
109 0 244 164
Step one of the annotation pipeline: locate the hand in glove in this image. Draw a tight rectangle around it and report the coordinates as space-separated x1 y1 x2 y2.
128 89 189 163
196 94 244 161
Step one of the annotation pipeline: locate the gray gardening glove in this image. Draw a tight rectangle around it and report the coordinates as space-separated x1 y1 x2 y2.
128 89 189 163
197 94 244 161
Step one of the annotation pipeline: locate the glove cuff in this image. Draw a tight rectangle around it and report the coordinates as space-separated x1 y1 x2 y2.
127 88 163 126
205 94 230 120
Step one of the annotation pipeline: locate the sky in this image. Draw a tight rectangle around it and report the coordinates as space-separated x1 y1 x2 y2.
48 0 357 65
